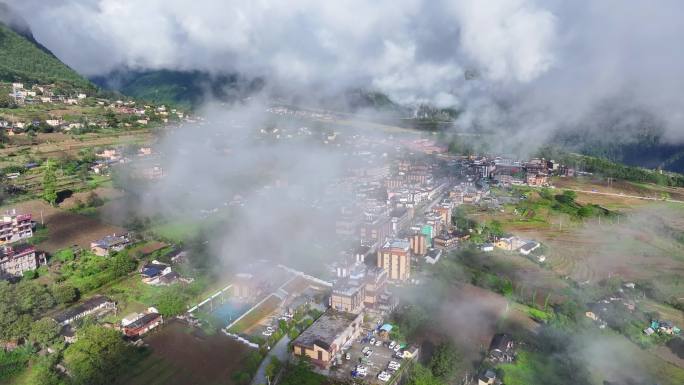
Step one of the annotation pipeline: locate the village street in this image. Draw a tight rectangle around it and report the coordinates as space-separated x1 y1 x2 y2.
251 335 291 385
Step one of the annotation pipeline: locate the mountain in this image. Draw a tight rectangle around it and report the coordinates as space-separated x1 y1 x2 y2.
550 105 684 173
0 4 93 89
92 69 263 109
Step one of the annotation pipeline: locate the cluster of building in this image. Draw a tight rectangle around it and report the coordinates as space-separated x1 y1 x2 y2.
465 156 574 188
52 295 163 342
90 145 164 180
2 82 190 135
0 210 45 279
291 150 466 371
7 82 86 106
266 105 334 121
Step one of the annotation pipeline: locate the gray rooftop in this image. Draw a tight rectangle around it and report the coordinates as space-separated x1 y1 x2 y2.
293 310 359 350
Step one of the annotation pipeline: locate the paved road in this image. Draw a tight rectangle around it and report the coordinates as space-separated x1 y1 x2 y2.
251 335 291 385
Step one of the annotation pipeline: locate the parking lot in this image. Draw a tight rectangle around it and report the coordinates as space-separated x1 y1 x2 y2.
333 334 405 384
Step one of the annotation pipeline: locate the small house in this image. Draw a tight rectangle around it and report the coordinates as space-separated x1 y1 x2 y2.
90 234 130 256
488 333 515 363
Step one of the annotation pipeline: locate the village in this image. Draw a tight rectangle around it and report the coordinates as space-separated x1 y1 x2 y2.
2 109 683 385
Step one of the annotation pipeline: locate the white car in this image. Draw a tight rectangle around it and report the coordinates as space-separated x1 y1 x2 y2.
364 349 373 358
356 365 367 375
262 330 272 336
388 361 400 370
345 353 351 360
394 351 404 359
388 341 396 349
378 371 391 382
266 326 274 332
362 346 370 354
370 337 376 345
375 340 382 346
393 345 401 352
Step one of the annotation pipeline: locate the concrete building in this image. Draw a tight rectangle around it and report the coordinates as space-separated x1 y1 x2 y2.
432 205 452 228
389 207 413 235
495 236 526 251
409 232 428 256
330 279 365 314
292 310 364 368
359 215 392 244
232 273 258 298
0 210 33 245
363 266 388 307
433 232 458 250
0 245 45 278
377 239 411 281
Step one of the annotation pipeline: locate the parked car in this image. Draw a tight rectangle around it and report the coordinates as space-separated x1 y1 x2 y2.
388 341 396 349
378 371 391 382
393 345 401 352
375 340 382 346
345 353 351 360
370 337 376 345
364 349 373 358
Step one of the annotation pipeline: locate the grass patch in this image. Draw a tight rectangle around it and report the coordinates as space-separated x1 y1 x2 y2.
228 295 281 334
499 350 578 385
0 346 34 383
151 221 203 243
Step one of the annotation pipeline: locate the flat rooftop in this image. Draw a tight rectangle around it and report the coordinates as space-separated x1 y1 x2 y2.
293 310 359 350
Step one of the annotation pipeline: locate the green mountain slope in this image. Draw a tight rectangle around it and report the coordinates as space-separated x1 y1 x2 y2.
92 69 263 109
0 23 92 89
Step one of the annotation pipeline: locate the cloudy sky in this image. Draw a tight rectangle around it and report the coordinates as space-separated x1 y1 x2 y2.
10 0 684 142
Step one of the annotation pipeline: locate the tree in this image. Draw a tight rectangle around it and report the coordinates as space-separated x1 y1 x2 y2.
265 356 282 379
29 317 60 348
407 363 444 385
156 287 186 316
15 281 55 315
51 283 79 304
42 159 58 206
429 341 462 381
63 325 134 385
109 252 136 278
555 190 577 205
279 358 326 385
487 220 504 238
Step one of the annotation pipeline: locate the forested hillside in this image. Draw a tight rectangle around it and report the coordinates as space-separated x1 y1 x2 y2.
0 23 92 89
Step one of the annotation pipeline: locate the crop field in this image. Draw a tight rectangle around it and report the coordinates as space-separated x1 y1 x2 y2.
0 130 152 161
553 177 684 203
1 199 125 253
483 180 684 301
116 320 253 385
